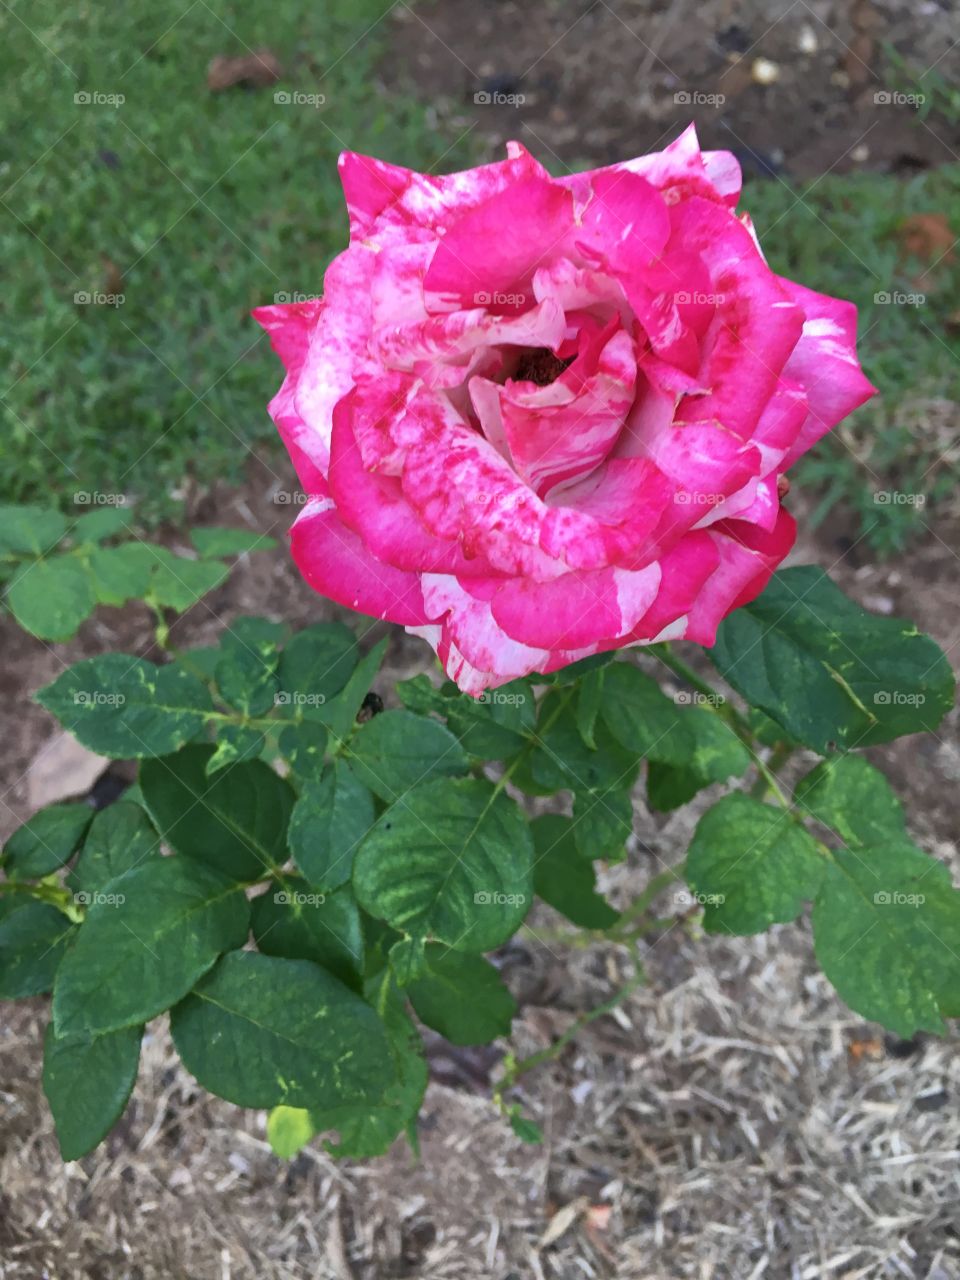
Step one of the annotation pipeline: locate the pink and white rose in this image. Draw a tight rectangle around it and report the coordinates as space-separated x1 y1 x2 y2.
255 127 875 694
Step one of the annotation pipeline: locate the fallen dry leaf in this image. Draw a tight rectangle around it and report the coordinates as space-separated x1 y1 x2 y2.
207 49 281 92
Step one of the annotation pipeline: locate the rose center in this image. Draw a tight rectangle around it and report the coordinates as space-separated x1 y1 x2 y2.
512 347 574 386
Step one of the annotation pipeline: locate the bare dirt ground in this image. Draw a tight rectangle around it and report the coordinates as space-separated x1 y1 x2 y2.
3 0 960 1275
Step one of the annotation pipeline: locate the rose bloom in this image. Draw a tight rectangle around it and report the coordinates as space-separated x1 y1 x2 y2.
255 127 875 694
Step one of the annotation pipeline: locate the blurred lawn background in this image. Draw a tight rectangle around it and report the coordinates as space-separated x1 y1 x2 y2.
2 0 958 553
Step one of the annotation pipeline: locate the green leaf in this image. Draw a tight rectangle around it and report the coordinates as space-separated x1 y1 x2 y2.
213 616 283 718
348 710 469 802
354 777 533 952
251 879 364 990
531 692 639 793
575 668 605 749
7 556 96 641
205 724 265 775
69 802 158 894
36 655 213 758
686 794 824 934
571 787 633 864
53 858 250 1037
315 637 386 742
0 903 75 998
443 679 535 759
175 645 221 681
170 950 397 1110
5 802 93 877
147 550 229 611
794 756 905 849
84 543 158 606
43 1023 142 1160
407 946 516 1045
388 935 428 985
314 975 427 1159
546 652 616 685
70 507 130 543
0 503 67 555
267 1106 316 1159
140 745 295 881
813 841 960 1036
276 622 359 720
508 1107 543 1144
646 708 751 812
600 663 692 765
189 527 277 557
710 566 956 752
287 761 374 890
531 814 619 929
278 721 329 780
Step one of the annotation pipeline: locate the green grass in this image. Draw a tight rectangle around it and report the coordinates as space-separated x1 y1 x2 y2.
743 167 960 555
2 7 958 555
0 1 469 523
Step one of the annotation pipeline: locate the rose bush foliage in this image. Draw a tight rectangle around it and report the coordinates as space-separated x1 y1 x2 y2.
255 126 875 693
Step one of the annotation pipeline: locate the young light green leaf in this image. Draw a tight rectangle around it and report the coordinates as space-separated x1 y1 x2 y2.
710 566 955 751
5 802 93 878
69 506 130 544
813 840 960 1037
531 814 619 929
36 655 213 758
0 903 75 998
287 760 374 890
140 745 295 881
267 1106 316 1159
354 777 533 952
84 543 158 606
407 946 516 1045
43 1023 142 1160
52 858 250 1037
170 950 397 1111
348 710 469 802
794 756 906 849
686 793 824 934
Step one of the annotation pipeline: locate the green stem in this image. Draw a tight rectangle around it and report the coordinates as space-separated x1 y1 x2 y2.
607 863 686 939
0 879 75 910
495 962 646 1103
